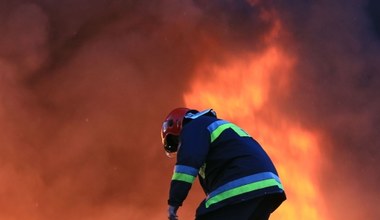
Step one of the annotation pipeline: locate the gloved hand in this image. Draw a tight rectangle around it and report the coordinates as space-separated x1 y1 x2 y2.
168 205 179 220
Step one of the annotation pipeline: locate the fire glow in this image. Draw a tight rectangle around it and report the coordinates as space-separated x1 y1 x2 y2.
1 1 377 219
184 45 328 219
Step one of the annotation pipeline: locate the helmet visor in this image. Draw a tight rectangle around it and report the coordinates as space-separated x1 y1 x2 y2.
163 134 180 157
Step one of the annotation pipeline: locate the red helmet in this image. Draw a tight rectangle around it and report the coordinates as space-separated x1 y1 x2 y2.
161 108 197 156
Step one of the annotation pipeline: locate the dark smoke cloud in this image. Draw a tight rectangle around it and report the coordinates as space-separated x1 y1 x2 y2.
272 1 380 219
0 0 379 219
0 0 273 219
0 1 195 219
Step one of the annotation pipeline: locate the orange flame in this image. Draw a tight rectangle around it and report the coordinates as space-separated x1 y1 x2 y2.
184 44 328 219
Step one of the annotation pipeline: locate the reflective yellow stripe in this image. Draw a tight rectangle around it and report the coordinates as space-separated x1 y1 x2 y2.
206 178 283 208
172 173 196 184
205 172 284 208
208 120 250 142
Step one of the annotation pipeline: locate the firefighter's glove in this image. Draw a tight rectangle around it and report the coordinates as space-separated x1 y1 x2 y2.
168 205 179 220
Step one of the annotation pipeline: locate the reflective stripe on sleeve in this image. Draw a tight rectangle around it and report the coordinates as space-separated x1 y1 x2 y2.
172 165 198 184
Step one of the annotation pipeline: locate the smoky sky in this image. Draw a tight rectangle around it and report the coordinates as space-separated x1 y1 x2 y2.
272 1 380 219
0 0 379 220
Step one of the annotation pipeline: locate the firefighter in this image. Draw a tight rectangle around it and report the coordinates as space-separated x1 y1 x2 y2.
162 108 286 220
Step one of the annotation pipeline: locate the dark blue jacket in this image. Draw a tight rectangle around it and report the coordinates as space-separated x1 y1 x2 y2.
168 114 285 215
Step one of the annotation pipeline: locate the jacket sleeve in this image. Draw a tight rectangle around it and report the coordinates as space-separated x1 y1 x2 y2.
168 165 199 206
168 119 211 207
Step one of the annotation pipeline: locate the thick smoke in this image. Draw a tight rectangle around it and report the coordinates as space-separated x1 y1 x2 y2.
272 1 380 219
0 1 198 219
0 0 379 219
0 0 272 219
